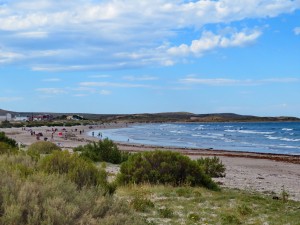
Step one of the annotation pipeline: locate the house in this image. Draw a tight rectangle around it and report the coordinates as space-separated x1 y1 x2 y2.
28 114 53 121
14 116 29 122
0 113 12 121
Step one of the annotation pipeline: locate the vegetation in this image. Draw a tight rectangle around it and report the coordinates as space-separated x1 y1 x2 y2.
0 132 18 155
0 132 299 224
0 154 145 225
39 151 115 193
117 150 219 190
117 184 300 225
74 138 130 164
0 131 17 148
196 156 226 177
27 141 61 160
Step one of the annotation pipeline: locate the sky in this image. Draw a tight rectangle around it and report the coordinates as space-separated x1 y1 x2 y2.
0 0 300 117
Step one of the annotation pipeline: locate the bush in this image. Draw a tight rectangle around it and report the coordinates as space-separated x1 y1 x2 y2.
196 156 226 178
27 141 61 160
158 207 174 218
74 138 129 164
130 196 155 212
117 150 219 190
0 154 146 225
0 131 17 148
39 151 113 192
0 142 18 155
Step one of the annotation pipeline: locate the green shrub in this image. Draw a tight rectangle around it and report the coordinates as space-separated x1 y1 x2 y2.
196 156 226 178
221 213 241 225
27 141 61 160
187 213 200 222
117 150 219 190
0 131 17 148
0 120 12 128
74 138 129 164
131 196 155 212
0 154 146 225
39 151 113 192
0 142 18 155
158 207 174 218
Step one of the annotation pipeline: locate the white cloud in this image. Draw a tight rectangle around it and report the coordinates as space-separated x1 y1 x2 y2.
89 75 111 78
36 88 67 94
15 31 48 38
0 97 23 102
168 30 262 56
0 49 23 64
42 78 61 82
79 82 151 88
99 90 112 95
180 77 248 86
122 75 158 81
73 94 88 97
179 76 300 86
294 27 300 35
0 0 298 70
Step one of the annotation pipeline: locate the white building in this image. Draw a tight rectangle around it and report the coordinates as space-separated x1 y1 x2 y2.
14 116 29 122
0 113 12 121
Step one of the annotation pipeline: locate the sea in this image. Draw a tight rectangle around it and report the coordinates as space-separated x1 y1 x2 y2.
89 122 300 155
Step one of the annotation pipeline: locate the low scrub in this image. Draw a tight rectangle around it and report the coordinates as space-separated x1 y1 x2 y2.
39 151 114 192
0 131 17 148
27 141 61 160
74 138 129 164
196 156 226 178
117 150 219 190
0 142 18 155
0 154 146 225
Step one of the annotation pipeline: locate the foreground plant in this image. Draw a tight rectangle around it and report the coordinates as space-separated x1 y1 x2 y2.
0 154 146 225
117 150 219 190
196 156 226 177
74 138 130 164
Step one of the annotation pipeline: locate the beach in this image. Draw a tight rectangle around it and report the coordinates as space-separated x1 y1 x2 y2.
1 124 300 201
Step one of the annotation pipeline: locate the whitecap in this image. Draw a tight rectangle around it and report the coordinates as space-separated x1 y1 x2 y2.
238 130 275 135
282 128 293 131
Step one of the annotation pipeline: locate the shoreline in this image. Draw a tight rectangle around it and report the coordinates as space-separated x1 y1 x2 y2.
1 124 300 201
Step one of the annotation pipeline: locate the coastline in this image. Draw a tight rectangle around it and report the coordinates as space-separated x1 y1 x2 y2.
1 123 300 201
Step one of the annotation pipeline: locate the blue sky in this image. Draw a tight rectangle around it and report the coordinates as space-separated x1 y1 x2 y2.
0 0 300 117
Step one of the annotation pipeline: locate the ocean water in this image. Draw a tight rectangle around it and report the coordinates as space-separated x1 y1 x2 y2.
89 122 300 155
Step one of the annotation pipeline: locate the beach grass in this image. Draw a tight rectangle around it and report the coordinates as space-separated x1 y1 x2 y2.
116 184 300 225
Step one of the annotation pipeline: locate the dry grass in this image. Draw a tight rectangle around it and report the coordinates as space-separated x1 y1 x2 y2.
117 184 300 225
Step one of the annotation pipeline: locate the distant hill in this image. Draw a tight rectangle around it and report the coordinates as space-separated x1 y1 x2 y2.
1 109 299 123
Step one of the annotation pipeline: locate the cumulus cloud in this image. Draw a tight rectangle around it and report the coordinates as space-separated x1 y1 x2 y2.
168 30 262 56
0 0 299 70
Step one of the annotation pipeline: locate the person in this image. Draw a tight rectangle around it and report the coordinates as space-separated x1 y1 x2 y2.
92 131 94 137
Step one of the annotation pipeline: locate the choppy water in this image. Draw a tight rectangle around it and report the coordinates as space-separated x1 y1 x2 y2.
89 122 300 155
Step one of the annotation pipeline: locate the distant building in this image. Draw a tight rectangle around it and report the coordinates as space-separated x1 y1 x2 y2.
28 114 53 121
14 116 29 122
0 113 12 121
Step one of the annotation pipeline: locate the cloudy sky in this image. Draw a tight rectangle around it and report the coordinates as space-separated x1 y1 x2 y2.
1 0 300 117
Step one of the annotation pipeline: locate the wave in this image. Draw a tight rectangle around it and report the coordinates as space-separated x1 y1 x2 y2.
265 135 300 142
282 128 293 131
225 129 274 135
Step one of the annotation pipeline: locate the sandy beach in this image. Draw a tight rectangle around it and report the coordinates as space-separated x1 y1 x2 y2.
1 124 300 201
